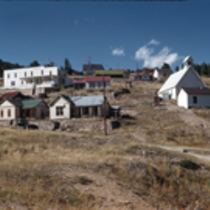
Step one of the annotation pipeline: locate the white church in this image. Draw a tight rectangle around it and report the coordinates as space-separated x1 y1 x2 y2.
158 56 210 109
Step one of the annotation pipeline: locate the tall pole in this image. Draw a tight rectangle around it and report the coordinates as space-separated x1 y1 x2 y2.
103 75 107 135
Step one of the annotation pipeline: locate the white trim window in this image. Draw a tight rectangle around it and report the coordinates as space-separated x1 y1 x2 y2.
11 81 15 86
56 107 63 116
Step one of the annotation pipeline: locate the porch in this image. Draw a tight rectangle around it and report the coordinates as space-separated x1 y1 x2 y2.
71 106 102 118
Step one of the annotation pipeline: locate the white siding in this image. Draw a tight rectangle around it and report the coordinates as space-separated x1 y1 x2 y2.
177 89 189 109
141 73 150 80
153 70 159 79
176 70 206 99
3 66 72 89
0 100 17 120
188 95 210 108
85 81 110 89
50 97 71 120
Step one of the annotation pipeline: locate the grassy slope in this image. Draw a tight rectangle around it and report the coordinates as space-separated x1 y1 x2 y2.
1 79 210 209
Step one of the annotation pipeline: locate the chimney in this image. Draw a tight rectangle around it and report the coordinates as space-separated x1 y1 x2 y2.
69 91 73 98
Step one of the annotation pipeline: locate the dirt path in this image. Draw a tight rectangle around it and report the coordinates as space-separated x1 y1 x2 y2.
143 143 210 161
51 165 155 210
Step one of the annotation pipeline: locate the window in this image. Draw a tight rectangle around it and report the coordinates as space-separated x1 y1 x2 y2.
49 71 52 76
41 70 44 75
1 110 3 118
31 72 33 76
193 96 197 104
11 81 15 86
8 109 11 117
90 82 95 88
7 74 10 79
14 73 17 78
24 72 27 77
56 107 63 116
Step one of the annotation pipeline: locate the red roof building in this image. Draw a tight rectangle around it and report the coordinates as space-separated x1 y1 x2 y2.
1 91 21 98
85 76 111 82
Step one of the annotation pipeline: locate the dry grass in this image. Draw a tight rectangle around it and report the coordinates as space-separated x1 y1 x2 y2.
1 79 210 209
0 127 210 209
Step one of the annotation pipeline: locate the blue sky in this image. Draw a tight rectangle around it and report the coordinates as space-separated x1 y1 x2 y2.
0 0 209 71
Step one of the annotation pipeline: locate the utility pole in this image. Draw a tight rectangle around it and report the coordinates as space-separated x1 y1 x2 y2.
103 75 107 135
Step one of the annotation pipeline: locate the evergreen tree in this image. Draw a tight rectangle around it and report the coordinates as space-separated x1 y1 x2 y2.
30 60 40 67
161 62 170 69
175 66 179 72
64 58 72 75
200 62 208 76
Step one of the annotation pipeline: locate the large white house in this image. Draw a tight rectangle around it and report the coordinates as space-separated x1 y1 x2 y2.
158 56 207 100
3 66 72 90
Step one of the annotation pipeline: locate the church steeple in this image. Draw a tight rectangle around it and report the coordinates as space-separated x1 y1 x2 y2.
183 56 193 67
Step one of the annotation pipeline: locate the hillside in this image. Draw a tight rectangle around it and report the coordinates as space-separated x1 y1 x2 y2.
1 79 210 209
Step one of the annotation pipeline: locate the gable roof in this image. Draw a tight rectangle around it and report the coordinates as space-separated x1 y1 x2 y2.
21 99 43 109
50 94 105 107
83 64 104 72
94 70 124 76
71 95 104 107
85 76 111 82
1 91 21 98
158 66 205 94
0 98 43 109
181 87 210 95
4 99 23 107
134 72 153 77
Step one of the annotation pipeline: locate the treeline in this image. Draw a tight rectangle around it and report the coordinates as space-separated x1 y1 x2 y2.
0 59 23 77
0 58 79 77
194 63 210 76
175 63 210 76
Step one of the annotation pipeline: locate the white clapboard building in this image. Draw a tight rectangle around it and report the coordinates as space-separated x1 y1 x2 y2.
158 56 207 100
3 66 72 90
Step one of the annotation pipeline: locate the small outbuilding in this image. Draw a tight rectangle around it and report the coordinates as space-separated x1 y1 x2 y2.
177 87 210 109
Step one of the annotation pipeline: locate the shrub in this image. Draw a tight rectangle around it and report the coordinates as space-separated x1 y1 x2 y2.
166 137 176 142
178 160 200 170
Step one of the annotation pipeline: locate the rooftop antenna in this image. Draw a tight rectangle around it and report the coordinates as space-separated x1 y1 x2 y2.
88 55 91 65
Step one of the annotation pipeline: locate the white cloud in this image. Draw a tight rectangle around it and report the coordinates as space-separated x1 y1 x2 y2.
148 39 159 45
135 40 180 67
112 48 125 56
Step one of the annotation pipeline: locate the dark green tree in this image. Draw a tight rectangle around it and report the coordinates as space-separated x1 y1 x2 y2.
175 66 179 72
200 62 208 76
64 58 72 75
161 62 170 69
194 64 201 75
30 60 40 67
45 62 54 67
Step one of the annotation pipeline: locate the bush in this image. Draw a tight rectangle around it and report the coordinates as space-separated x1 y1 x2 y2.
166 137 176 142
178 160 200 170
